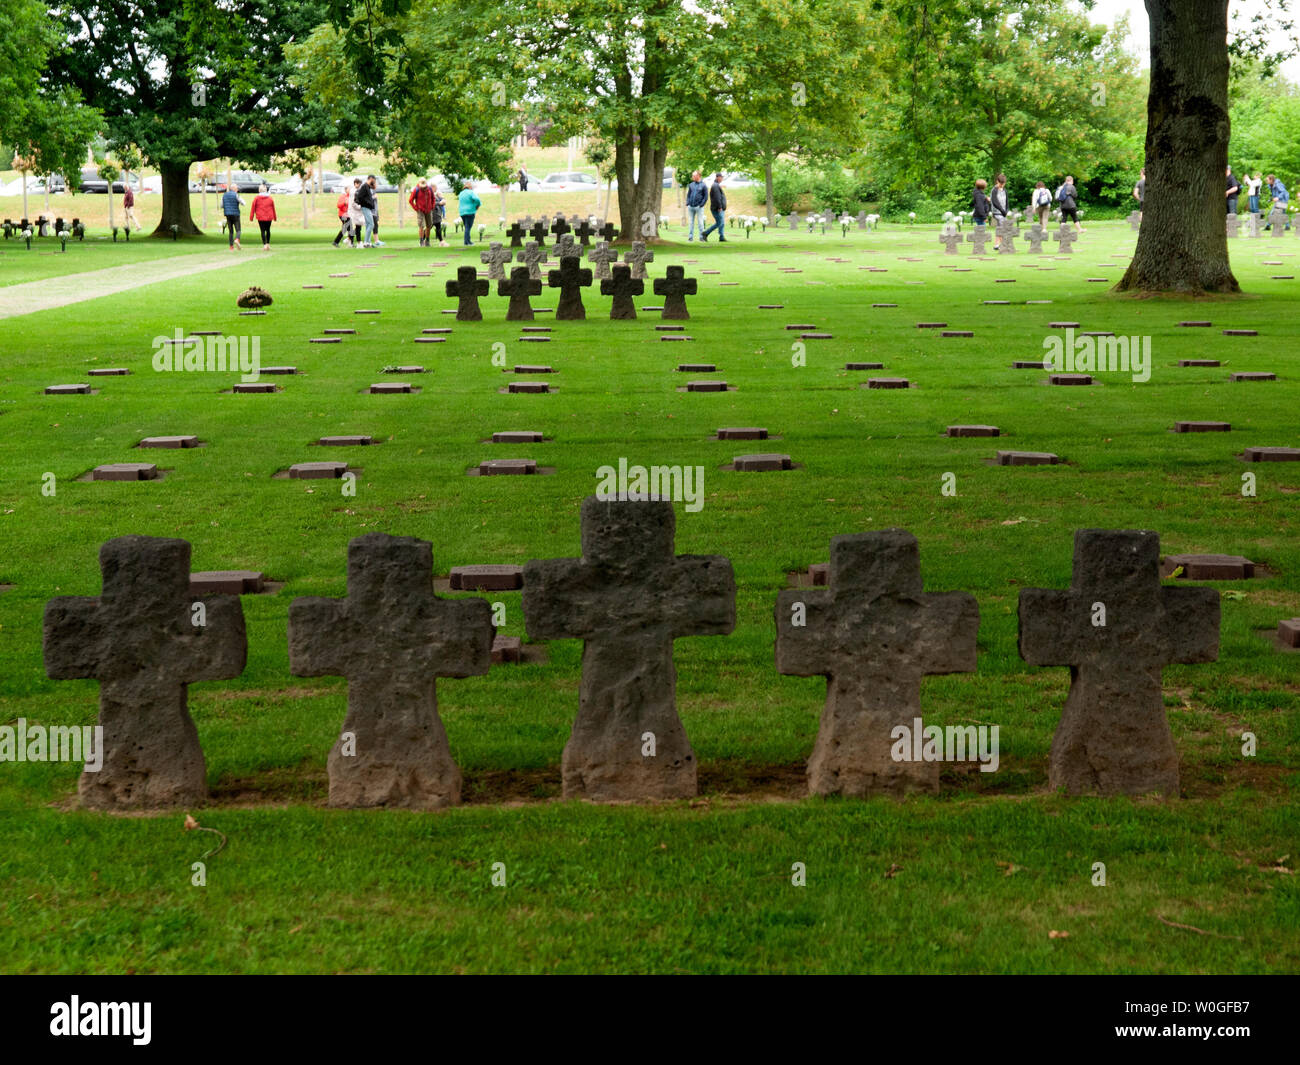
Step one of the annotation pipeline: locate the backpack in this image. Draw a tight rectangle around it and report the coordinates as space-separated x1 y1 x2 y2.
1035 188 1051 207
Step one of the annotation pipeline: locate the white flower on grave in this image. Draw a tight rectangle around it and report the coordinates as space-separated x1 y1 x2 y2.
744 217 754 228
943 211 954 222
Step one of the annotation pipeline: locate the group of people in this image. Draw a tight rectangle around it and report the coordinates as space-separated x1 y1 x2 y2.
685 171 728 241
968 173 1081 248
1131 166 1289 227
333 175 389 249
219 184 278 250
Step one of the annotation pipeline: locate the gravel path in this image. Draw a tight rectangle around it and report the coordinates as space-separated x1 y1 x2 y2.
0 252 246 319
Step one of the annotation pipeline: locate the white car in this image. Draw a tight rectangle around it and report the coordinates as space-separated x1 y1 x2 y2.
539 171 599 192
141 175 163 194
268 176 304 195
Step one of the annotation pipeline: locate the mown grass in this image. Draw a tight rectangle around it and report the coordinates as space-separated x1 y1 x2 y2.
0 222 1296 973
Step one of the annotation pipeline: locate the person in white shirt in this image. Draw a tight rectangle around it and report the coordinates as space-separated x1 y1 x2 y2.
1247 174 1263 215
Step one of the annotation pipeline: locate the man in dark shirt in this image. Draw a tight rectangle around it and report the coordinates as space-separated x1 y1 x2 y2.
1225 167 1240 216
700 173 728 242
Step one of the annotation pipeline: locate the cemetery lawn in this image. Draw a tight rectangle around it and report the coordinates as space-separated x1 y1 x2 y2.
1 224 1296 974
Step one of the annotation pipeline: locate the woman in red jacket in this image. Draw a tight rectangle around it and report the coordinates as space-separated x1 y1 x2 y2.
249 185 277 250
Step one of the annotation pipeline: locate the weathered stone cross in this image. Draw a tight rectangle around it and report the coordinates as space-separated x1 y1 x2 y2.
574 219 595 245
1018 529 1220 796
547 256 594 320
966 227 991 254
597 221 618 243
1025 223 1045 253
588 240 619 280
1051 224 1077 253
288 533 493 808
775 530 979 797
939 226 962 254
528 221 547 246
996 216 1017 253
505 221 527 248
551 213 571 240
446 265 490 320
787 211 799 230
1268 205 1287 237
652 264 697 320
554 233 584 264
523 496 736 800
623 241 654 279
499 265 543 321
601 264 644 319
479 241 512 280
519 240 549 280
43 535 248 809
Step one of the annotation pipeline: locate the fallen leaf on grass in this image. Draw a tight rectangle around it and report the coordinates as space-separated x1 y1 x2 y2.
1049 930 1070 939
884 863 902 879
1001 517 1027 526
996 861 1021 876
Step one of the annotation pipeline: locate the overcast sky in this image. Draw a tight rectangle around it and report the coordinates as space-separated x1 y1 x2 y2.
1082 0 1300 76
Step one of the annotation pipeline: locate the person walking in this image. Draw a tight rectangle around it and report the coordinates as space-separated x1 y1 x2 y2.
1265 174 1289 229
346 179 365 248
1247 173 1262 214
1057 175 1082 231
685 170 708 241
354 174 378 246
249 184 277 250
221 184 243 250
432 186 448 246
1032 180 1053 227
1133 168 1145 222
1225 166 1240 216
971 177 991 232
409 178 436 247
367 175 386 247
122 182 141 232
989 173 1009 247
458 182 482 246
333 185 353 246
699 173 727 242
518 166 529 192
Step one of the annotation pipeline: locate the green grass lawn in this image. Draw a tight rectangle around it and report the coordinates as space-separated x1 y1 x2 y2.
0 221 1296 973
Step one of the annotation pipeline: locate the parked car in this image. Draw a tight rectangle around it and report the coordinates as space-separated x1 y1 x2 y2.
141 175 162 194
77 168 139 194
216 170 268 192
268 176 304 195
539 171 599 191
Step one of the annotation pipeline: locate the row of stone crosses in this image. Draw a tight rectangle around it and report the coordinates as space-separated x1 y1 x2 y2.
940 217 1079 255
451 234 695 320
45 500 1220 812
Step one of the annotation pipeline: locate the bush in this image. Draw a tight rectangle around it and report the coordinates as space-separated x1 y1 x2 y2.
771 162 813 215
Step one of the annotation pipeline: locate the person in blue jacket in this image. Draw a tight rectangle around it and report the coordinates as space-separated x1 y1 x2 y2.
685 171 707 241
699 173 727 242
221 185 244 249
458 184 482 246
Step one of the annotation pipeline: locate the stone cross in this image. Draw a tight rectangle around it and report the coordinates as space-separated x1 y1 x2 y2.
499 266 543 321
446 265 490 321
856 210 868 229
1246 211 1261 237
1026 223 1046 253
547 255 594 319
554 233 584 264
288 533 493 808
939 226 962 254
775 530 979 797
1018 529 1220 796
601 264 644 320
966 227 991 254
1127 210 1142 231
996 216 1017 253
551 213 572 240
519 240 549 280
479 241 511 281
520 214 535 229
505 221 527 248
1268 205 1287 236
1051 224 1077 253
528 221 547 246
574 219 595 245
652 264 697 320
43 535 248 809
787 212 799 230
588 240 619 280
523 496 736 800
597 221 618 243
1225 213 1239 238
623 241 654 279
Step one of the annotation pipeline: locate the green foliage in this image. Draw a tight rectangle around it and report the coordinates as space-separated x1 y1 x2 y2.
771 162 813 214
1229 66 1300 179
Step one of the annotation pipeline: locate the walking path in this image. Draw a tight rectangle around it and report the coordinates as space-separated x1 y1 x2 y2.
0 252 245 320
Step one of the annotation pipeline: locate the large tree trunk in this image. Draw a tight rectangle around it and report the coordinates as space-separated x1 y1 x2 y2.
764 158 776 223
153 161 201 236
1117 0 1238 294
614 133 636 238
